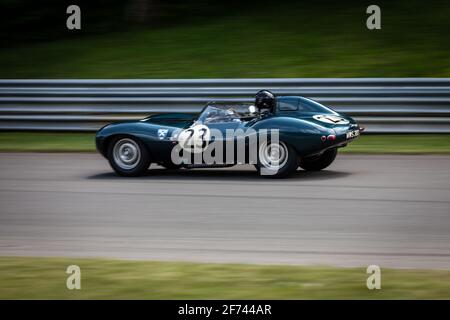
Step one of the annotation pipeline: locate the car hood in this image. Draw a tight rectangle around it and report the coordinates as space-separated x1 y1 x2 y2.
141 113 197 129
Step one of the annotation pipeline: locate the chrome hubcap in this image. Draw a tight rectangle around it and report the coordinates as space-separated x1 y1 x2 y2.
113 138 141 170
259 141 288 170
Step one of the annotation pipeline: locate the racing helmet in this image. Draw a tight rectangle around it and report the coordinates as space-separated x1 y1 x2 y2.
255 90 276 112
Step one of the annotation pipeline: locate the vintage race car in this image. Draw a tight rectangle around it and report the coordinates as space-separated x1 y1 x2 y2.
96 95 363 178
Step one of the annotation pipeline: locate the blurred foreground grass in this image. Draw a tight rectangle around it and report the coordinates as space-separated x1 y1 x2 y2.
0 132 449 154
0 257 449 299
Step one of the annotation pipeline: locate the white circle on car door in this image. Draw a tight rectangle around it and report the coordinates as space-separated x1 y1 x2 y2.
313 114 349 125
177 124 211 153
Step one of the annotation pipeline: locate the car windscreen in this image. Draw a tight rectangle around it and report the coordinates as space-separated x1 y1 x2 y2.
197 104 257 124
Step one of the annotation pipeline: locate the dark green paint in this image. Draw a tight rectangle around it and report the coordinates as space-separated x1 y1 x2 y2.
96 96 360 163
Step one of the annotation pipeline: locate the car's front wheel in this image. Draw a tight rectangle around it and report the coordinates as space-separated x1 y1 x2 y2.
108 137 150 176
256 141 298 178
299 148 337 171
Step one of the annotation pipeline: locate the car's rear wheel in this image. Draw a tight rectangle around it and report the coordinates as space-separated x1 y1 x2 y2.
299 148 337 171
256 141 298 178
108 137 150 176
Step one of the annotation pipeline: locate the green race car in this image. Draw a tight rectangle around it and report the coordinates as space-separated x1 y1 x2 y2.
96 91 362 178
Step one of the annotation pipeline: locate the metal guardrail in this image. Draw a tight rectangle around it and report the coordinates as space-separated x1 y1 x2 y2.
1 78 450 133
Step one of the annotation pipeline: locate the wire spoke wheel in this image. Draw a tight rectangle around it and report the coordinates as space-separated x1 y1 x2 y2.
257 140 298 178
113 138 141 170
259 141 289 171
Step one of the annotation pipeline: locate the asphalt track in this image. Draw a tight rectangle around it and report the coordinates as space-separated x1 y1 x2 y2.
0 153 449 269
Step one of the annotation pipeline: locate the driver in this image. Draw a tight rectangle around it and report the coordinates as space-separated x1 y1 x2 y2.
255 90 276 113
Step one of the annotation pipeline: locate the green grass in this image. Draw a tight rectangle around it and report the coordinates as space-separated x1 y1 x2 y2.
1 1 450 78
0 257 449 299
0 132 95 152
0 132 449 154
341 134 450 154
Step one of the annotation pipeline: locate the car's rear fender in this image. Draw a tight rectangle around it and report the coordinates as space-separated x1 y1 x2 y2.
250 116 336 156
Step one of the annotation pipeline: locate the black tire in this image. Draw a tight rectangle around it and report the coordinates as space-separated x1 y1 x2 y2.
256 141 299 178
299 148 338 171
107 136 151 176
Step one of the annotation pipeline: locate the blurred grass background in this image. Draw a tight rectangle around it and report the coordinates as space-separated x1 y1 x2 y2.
1 257 450 299
0 1 449 150
1 132 449 154
0 0 449 78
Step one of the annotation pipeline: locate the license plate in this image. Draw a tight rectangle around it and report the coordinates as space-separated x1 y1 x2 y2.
346 129 360 139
